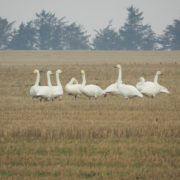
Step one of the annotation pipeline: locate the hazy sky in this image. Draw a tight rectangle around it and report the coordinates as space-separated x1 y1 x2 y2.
0 0 180 36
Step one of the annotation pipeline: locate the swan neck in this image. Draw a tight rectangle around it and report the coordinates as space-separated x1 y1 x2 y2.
154 73 159 84
117 67 122 84
82 73 86 86
35 71 40 86
47 73 52 87
56 72 61 86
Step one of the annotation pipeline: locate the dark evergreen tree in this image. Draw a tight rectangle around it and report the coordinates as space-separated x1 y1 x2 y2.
92 21 121 50
0 17 14 49
161 18 180 50
119 6 156 50
34 10 65 50
8 22 37 50
64 22 90 50
51 17 66 50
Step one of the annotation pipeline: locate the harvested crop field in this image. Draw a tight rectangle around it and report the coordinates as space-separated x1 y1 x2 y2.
0 51 180 179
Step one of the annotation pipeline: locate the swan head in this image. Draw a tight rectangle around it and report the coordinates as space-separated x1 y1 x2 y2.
139 77 145 82
156 71 162 75
114 64 121 69
56 69 62 74
73 79 78 84
80 70 85 75
33 69 39 74
47 70 53 75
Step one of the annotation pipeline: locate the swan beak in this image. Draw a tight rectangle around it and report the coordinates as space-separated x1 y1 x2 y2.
114 66 117 68
32 71 35 74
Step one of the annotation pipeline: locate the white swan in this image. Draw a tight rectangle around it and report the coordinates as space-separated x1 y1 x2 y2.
136 77 146 92
36 70 53 101
52 69 63 100
115 64 143 99
141 71 169 97
30 69 40 98
104 64 122 96
65 77 81 99
80 70 105 99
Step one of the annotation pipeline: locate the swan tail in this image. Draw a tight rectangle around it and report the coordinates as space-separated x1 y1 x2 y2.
161 88 170 94
137 91 143 98
102 89 106 95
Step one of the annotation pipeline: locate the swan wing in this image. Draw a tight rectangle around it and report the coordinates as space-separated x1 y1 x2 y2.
118 84 143 98
104 83 118 95
52 86 64 97
36 86 52 98
141 82 160 97
82 85 104 97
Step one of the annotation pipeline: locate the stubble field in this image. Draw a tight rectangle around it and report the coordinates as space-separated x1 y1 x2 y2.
0 51 180 179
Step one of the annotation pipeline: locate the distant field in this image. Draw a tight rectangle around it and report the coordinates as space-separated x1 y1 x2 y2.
0 51 180 179
0 50 180 65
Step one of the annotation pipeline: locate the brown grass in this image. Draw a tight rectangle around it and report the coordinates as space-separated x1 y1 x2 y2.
0 50 180 65
0 51 180 179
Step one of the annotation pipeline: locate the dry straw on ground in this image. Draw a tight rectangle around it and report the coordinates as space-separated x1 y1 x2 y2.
0 51 179 179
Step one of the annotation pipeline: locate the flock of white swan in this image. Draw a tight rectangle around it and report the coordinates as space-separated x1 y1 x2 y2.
30 64 170 101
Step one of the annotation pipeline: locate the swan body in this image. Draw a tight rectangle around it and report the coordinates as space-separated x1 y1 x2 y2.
52 69 63 100
104 83 119 96
81 84 105 99
80 70 105 99
36 71 53 101
141 83 159 97
112 64 143 99
140 71 169 97
141 71 161 97
117 84 143 99
104 64 122 96
65 78 81 99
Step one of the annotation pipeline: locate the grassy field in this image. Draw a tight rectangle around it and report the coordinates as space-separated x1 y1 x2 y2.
0 51 180 179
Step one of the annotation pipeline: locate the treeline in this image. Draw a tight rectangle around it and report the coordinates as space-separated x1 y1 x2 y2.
0 6 180 50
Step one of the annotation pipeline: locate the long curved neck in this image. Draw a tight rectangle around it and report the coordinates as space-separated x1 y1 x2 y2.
47 73 52 87
117 67 122 84
154 73 159 84
81 73 86 86
56 72 62 86
35 71 40 86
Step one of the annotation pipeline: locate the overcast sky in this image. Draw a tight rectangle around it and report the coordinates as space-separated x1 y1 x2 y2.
0 0 180 37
